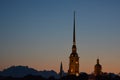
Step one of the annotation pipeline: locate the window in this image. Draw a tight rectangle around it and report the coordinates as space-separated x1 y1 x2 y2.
71 60 73 62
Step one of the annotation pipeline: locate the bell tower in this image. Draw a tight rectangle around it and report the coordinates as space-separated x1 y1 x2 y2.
94 58 102 76
68 11 79 76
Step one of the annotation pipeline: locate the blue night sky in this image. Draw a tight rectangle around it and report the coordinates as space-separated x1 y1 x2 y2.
0 0 120 73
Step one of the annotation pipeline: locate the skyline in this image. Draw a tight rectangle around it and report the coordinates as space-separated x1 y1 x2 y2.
0 0 120 74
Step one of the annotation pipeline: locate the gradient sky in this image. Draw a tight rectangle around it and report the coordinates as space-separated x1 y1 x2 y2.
0 0 120 74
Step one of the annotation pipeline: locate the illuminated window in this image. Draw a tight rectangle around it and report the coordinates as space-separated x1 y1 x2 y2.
75 61 78 64
71 69 73 72
76 73 79 76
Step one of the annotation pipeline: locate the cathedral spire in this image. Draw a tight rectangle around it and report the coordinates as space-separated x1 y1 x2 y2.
72 11 77 53
60 62 63 79
73 11 76 45
68 11 79 76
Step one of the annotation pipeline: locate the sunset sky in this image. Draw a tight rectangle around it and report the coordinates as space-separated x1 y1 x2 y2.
0 0 120 74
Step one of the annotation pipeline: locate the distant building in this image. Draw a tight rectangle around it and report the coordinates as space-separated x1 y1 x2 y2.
68 11 79 76
118 73 120 76
94 58 102 76
59 62 63 79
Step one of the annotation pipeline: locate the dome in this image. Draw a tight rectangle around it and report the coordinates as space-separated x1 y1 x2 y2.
95 58 102 68
95 64 102 68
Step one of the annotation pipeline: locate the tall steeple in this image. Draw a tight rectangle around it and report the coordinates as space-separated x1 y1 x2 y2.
60 62 63 79
68 11 79 76
72 11 77 53
73 11 76 45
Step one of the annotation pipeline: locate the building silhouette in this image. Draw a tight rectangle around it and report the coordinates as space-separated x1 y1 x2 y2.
68 11 79 76
94 58 102 76
59 62 63 79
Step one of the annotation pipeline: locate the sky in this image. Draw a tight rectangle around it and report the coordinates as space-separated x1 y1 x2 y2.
0 0 120 74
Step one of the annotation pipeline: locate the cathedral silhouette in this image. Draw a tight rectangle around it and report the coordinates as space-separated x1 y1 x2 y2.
66 12 102 76
68 11 79 76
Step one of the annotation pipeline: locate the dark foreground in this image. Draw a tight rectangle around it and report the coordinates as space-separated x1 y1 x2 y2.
0 73 120 80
